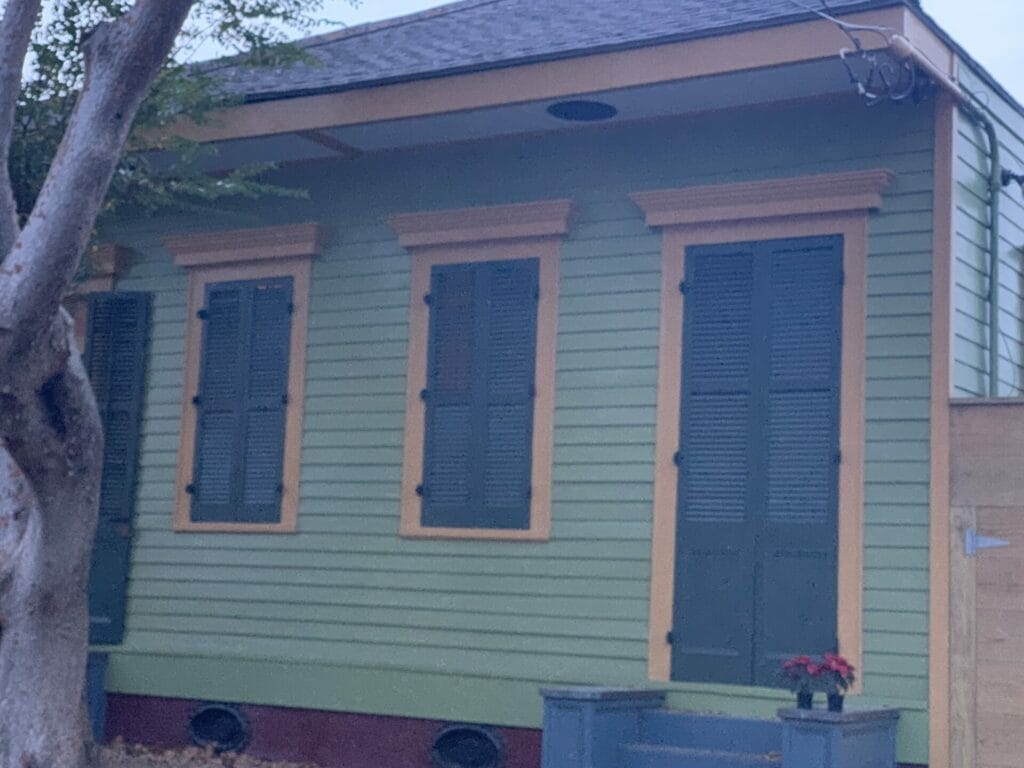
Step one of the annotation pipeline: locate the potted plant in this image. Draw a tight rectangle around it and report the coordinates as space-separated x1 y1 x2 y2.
781 655 824 709
820 653 856 712
781 653 856 711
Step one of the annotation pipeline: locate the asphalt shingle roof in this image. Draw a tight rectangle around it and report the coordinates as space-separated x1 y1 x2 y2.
210 0 915 102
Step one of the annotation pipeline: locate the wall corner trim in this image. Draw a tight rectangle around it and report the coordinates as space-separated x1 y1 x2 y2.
630 169 894 227
387 199 574 248
166 222 325 267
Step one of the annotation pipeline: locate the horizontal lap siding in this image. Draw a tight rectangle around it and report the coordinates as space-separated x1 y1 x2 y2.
953 67 1024 396
108 96 934 763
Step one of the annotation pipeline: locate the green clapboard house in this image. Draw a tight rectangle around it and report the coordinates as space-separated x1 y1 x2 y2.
80 2 1024 767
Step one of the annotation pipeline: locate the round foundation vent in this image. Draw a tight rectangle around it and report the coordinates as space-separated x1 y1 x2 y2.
188 703 251 753
430 724 505 768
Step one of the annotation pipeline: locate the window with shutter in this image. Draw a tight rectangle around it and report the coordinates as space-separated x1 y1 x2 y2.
189 277 292 524
389 199 569 541
167 223 319 533
420 259 539 530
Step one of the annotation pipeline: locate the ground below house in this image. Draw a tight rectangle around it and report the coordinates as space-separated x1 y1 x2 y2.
95 741 323 768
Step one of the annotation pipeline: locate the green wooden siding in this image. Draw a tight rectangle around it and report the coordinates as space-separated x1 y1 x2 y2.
103 95 935 764
953 66 1024 396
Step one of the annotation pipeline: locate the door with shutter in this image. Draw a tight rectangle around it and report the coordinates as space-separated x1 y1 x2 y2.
84 292 151 645
670 236 842 686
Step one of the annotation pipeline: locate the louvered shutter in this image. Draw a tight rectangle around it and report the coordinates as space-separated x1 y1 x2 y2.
422 263 476 526
480 260 538 528
84 291 151 645
190 277 292 523
671 236 841 687
754 237 842 684
240 280 292 522
672 245 758 684
421 259 538 529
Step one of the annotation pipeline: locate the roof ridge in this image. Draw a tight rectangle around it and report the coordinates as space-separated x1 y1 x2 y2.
298 0 503 49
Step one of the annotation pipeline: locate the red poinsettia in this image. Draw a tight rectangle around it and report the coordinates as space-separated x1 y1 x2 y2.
781 655 824 693
822 652 856 692
781 653 856 694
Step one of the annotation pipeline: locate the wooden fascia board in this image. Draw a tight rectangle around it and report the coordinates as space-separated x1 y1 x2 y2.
173 7 920 144
388 199 574 247
630 169 894 226
166 222 325 267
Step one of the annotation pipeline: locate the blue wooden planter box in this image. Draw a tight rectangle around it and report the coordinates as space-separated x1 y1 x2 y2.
777 706 899 768
540 686 666 768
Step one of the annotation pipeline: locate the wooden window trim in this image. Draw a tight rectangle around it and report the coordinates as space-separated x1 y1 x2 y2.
632 170 893 689
165 222 323 267
167 224 321 533
389 200 572 541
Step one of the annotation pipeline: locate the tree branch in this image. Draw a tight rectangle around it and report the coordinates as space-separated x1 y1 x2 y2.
0 0 195 348
0 0 41 258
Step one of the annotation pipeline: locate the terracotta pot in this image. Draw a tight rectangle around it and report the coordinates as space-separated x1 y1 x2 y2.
827 693 844 712
797 691 814 710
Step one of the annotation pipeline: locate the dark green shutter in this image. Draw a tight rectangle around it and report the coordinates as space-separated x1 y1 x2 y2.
671 236 841 686
421 259 538 529
755 238 842 683
84 291 151 645
672 245 758 683
190 277 292 523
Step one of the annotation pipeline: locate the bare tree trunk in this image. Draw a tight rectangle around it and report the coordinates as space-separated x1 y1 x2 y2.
0 425 98 768
0 318 103 768
0 3 196 767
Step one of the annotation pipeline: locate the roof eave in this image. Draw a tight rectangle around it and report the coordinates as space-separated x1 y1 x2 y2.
238 0 911 104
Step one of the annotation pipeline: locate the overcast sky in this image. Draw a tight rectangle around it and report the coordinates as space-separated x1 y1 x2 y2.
317 0 1024 104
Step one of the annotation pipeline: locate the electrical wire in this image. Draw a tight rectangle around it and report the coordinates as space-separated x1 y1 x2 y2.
788 0 897 48
788 0 914 105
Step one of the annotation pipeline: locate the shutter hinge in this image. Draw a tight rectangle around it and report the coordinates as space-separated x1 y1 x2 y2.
534 288 540 302
276 483 284 495
287 302 295 315
839 271 846 287
423 293 432 305
185 483 196 495
526 486 533 500
666 630 674 645
678 280 687 294
420 388 429 401
192 394 202 406
281 393 289 405
673 450 683 467
834 450 842 465
196 308 208 320
415 484 425 497
529 384 536 399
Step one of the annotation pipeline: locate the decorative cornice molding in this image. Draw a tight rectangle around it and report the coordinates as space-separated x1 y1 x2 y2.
388 199 574 248
630 169 894 228
166 222 324 267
